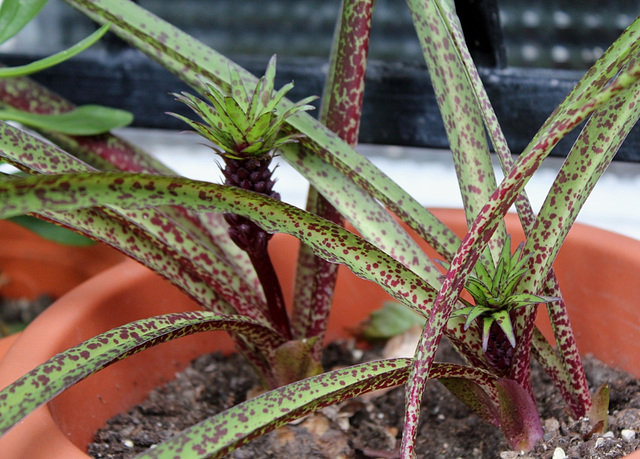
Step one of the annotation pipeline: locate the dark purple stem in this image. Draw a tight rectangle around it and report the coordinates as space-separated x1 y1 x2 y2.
247 249 292 340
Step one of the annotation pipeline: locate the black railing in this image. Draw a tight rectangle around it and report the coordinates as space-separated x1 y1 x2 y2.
1 0 638 161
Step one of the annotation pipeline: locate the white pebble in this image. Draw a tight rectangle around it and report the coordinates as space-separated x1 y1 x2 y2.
621 429 637 441
552 447 566 459
122 439 134 448
603 430 615 438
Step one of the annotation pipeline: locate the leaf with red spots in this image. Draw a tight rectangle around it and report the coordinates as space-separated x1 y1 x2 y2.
133 361 499 459
0 311 284 438
289 0 374 356
399 3 640 456
0 123 270 325
406 0 506 264
0 171 442 320
0 74 259 296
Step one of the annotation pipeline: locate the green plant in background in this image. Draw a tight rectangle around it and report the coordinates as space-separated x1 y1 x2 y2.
0 0 132 134
0 0 638 457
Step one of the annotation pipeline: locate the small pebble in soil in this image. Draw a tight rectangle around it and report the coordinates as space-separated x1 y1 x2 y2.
621 429 637 442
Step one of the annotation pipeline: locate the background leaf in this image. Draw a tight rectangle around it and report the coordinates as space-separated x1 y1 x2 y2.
360 302 426 340
6 215 95 246
0 24 111 78
0 104 133 135
0 0 48 45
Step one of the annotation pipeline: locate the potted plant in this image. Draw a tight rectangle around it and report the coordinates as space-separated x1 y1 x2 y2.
0 0 639 457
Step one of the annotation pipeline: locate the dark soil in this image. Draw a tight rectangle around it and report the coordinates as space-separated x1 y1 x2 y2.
88 338 640 458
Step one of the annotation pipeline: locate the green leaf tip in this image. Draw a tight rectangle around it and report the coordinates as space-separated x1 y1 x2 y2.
0 24 111 78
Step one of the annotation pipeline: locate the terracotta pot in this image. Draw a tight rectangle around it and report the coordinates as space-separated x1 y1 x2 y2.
0 209 638 458
0 219 123 300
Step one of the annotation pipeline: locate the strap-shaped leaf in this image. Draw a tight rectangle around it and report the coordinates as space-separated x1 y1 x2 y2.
406 0 505 265
523 73 640 291
510 44 640 403
403 29 640 458
0 171 441 319
0 311 284 437
0 123 269 323
281 143 443 286
529 327 584 416
134 360 498 459
0 75 174 174
0 74 256 290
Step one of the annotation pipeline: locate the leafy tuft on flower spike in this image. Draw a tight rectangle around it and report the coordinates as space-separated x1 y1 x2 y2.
450 239 560 370
171 55 317 160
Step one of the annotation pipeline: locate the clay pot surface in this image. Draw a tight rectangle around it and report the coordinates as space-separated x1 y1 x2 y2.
0 220 123 300
0 209 638 458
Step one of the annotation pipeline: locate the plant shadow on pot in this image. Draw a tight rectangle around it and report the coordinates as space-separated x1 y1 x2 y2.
0 209 639 458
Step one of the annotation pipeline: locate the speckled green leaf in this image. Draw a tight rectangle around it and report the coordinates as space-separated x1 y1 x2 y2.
523 72 640 291
0 123 268 323
0 75 175 174
280 143 442 286
0 311 284 437
407 0 505 261
407 0 579 409
0 171 440 319
0 73 257 296
509 20 640 413
517 72 640 417
288 0 368 347
530 328 585 416
400 12 640 456
133 360 498 459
